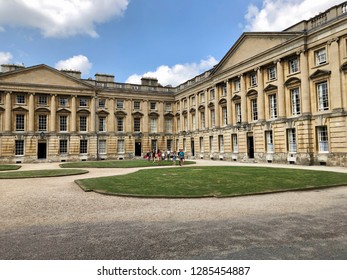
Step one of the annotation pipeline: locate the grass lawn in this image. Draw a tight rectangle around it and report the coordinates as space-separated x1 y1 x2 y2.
0 169 89 179
76 166 347 198
0 165 21 171
60 159 195 168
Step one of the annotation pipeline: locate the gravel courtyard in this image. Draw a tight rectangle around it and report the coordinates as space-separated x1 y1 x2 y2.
0 160 346 259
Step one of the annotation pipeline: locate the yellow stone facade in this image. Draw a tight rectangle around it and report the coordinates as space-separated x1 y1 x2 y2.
1 2 347 166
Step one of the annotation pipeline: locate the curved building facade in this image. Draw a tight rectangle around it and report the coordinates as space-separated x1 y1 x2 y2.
1 2 347 166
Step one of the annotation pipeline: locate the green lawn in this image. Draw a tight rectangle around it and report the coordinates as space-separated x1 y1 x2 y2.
76 166 347 198
60 159 195 168
0 165 21 171
0 169 89 179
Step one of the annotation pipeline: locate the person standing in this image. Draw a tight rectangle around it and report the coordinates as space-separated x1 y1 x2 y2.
172 151 177 165
178 149 185 166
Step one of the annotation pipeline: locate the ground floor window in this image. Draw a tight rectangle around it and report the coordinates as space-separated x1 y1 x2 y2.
15 140 24 155
166 139 172 152
80 139 88 154
317 126 329 152
118 139 125 153
209 136 214 153
59 139 68 154
232 134 238 153
98 139 107 154
287 129 296 153
199 137 204 153
265 130 274 153
218 135 224 152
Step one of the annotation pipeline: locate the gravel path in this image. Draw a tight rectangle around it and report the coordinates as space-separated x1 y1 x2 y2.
0 160 346 259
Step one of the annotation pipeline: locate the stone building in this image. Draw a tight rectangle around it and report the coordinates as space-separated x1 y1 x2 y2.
1 2 347 166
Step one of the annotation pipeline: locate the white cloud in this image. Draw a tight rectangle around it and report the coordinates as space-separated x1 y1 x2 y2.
0 52 12 65
245 0 343 31
0 0 129 38
55 55 92 76
126 56 218 87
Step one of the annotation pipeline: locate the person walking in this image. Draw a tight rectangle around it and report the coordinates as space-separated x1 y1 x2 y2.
178 149 185 166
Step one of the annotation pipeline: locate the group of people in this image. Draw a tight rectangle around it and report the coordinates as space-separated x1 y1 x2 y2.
145 149 185 166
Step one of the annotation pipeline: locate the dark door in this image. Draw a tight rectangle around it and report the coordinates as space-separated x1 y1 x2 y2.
38 142 47 159
135 140 142 156
191 140 195 157
247 136 254 159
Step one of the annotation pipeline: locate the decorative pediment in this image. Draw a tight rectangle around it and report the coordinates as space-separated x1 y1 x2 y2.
198 105 205 111
284 77 301 86
97 109 109 115
231 95 241 101
164 112 174 118
0 64 95 91
218 98 227 105
341 62 347 72
115 110 127 117
57 108 71 114
211 32 302 76
181 109 188 116
148 111 159 117
0 106 5 112
246 90 257 97
309 69 331 80
77 108 90 114
175 112 180 117
35 107 51 113
264 84 278 92
132 111 144 118
12 106 28 112
208 101 215 108
189 108 196 113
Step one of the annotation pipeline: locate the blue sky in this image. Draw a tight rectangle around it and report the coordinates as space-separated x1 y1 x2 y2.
0 0 343 86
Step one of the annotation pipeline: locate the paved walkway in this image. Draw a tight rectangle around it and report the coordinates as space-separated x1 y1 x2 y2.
0 160 346 259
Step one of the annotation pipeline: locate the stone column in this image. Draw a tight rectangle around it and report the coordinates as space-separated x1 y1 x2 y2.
28 93 35 132
214 85 220 127
276 60 285 118
204 89 209 129
226 80 232 125
299 50 311 115
50 95 56 132
257 67 265 121
187 97 191 131
4 92 12 132
240 74 247 124
71 96 77 132
329 38 343 111
108 98 115 132
143 100 149 133
90 97 96 132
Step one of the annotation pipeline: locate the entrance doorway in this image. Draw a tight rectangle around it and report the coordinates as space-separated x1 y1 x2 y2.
38 142 47 159
247 136 254 159
191 140 195 157
135 140 142 156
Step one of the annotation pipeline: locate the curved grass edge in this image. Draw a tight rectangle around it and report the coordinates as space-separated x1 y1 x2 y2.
75 179 347 199
0 165 21 171
0 169 89 179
